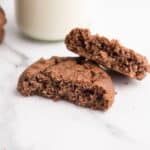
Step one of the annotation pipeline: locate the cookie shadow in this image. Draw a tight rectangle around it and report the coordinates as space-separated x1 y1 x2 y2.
107 70 138 86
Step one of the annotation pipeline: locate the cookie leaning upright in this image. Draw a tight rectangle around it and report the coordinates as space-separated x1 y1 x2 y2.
0 7 6 43
65 28 150 80
17 56 115 111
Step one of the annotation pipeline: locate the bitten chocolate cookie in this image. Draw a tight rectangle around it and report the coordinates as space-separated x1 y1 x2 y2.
17 57 115 111
65 28 150 80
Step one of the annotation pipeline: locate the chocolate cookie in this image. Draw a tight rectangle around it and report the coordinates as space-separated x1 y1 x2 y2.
0 28 4 43
65 28 150 80
0 7 6 43
0 7 6 27
17 57 115 111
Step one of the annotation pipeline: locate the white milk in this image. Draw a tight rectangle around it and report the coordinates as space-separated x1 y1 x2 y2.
16 0 91 41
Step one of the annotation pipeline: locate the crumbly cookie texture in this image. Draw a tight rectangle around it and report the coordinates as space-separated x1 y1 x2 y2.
17 56 115 111
65 28 150 80
0 7 6 43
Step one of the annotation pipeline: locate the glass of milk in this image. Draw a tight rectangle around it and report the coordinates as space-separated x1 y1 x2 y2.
16 0 91 41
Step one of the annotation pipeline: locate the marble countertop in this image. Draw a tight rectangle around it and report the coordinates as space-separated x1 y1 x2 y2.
1 1 150 150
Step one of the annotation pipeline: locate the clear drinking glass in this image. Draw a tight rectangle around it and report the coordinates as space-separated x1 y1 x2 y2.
16 0 91 41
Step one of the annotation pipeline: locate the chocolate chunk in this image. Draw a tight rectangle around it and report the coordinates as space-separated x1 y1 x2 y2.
17 57 115 111
65 28 150 80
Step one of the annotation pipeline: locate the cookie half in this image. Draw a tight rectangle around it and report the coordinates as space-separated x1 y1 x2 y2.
17 57 115 111
65 28 150 80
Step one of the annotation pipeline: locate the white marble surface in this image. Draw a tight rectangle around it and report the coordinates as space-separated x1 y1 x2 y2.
0 1 150 150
